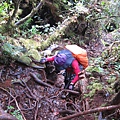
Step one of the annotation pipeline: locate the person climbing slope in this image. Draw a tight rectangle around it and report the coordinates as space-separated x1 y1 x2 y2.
40 44 88 90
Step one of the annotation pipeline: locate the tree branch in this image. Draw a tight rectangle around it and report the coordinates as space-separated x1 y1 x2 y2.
58 105 120 120
14 0 44 27
92 15 120 21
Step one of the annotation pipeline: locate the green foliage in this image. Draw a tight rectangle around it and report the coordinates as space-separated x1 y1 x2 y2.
19 55 32 66
85 42 119 99
2 43 26 58
0 2 9 16
19 19 40 38
19 18 33 31
114 62 120 71
2 40 41 65
0 34 6 42
27 49 41 61
101 0 120 30
84 81 103 98
28 25 39 36
86 65 104 73
62 0 67 3
86 57 105 74
7 106 23 120
101 41 120 70
85 0 120 33
19 38 41 50
2 43 19 57
107 75 117 84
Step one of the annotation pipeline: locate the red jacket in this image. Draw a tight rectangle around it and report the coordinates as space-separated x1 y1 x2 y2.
47 56 81 84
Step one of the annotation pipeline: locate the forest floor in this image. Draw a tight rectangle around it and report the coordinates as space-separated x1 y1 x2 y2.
0 31 119 120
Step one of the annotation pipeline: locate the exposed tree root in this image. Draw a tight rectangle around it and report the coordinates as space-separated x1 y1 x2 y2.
30 72 53 88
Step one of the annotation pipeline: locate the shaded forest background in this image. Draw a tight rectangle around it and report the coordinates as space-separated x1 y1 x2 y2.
0 0 120 120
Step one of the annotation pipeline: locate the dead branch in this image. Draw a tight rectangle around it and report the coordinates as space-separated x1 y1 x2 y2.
62 89 80 95
38 69 48 82
65 102 81 112
58 104 120 120
22 81 38 100
30 72 53 88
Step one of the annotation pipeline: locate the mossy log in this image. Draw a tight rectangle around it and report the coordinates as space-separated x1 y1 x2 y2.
40 4 89 50
0 4 89 66
40 16 88 50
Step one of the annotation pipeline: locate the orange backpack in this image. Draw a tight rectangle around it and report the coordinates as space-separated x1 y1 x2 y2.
65 44 89 69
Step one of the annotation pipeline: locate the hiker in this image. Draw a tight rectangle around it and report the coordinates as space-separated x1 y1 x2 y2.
40 45 88 90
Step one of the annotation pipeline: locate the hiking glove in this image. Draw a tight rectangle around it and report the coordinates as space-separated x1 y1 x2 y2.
69 83 74 90
40 58 47 64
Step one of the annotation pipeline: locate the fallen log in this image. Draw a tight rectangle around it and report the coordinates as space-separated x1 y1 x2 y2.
30 72 53 88
58 104 120 120
40 8 89 50
1 5 89 66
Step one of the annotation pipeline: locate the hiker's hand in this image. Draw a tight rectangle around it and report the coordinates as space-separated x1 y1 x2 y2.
40 58 47 64
69 83 74 90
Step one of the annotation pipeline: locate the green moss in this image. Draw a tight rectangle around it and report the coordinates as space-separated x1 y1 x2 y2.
27 49 41 61
18 55 32 66
19 38 41 50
